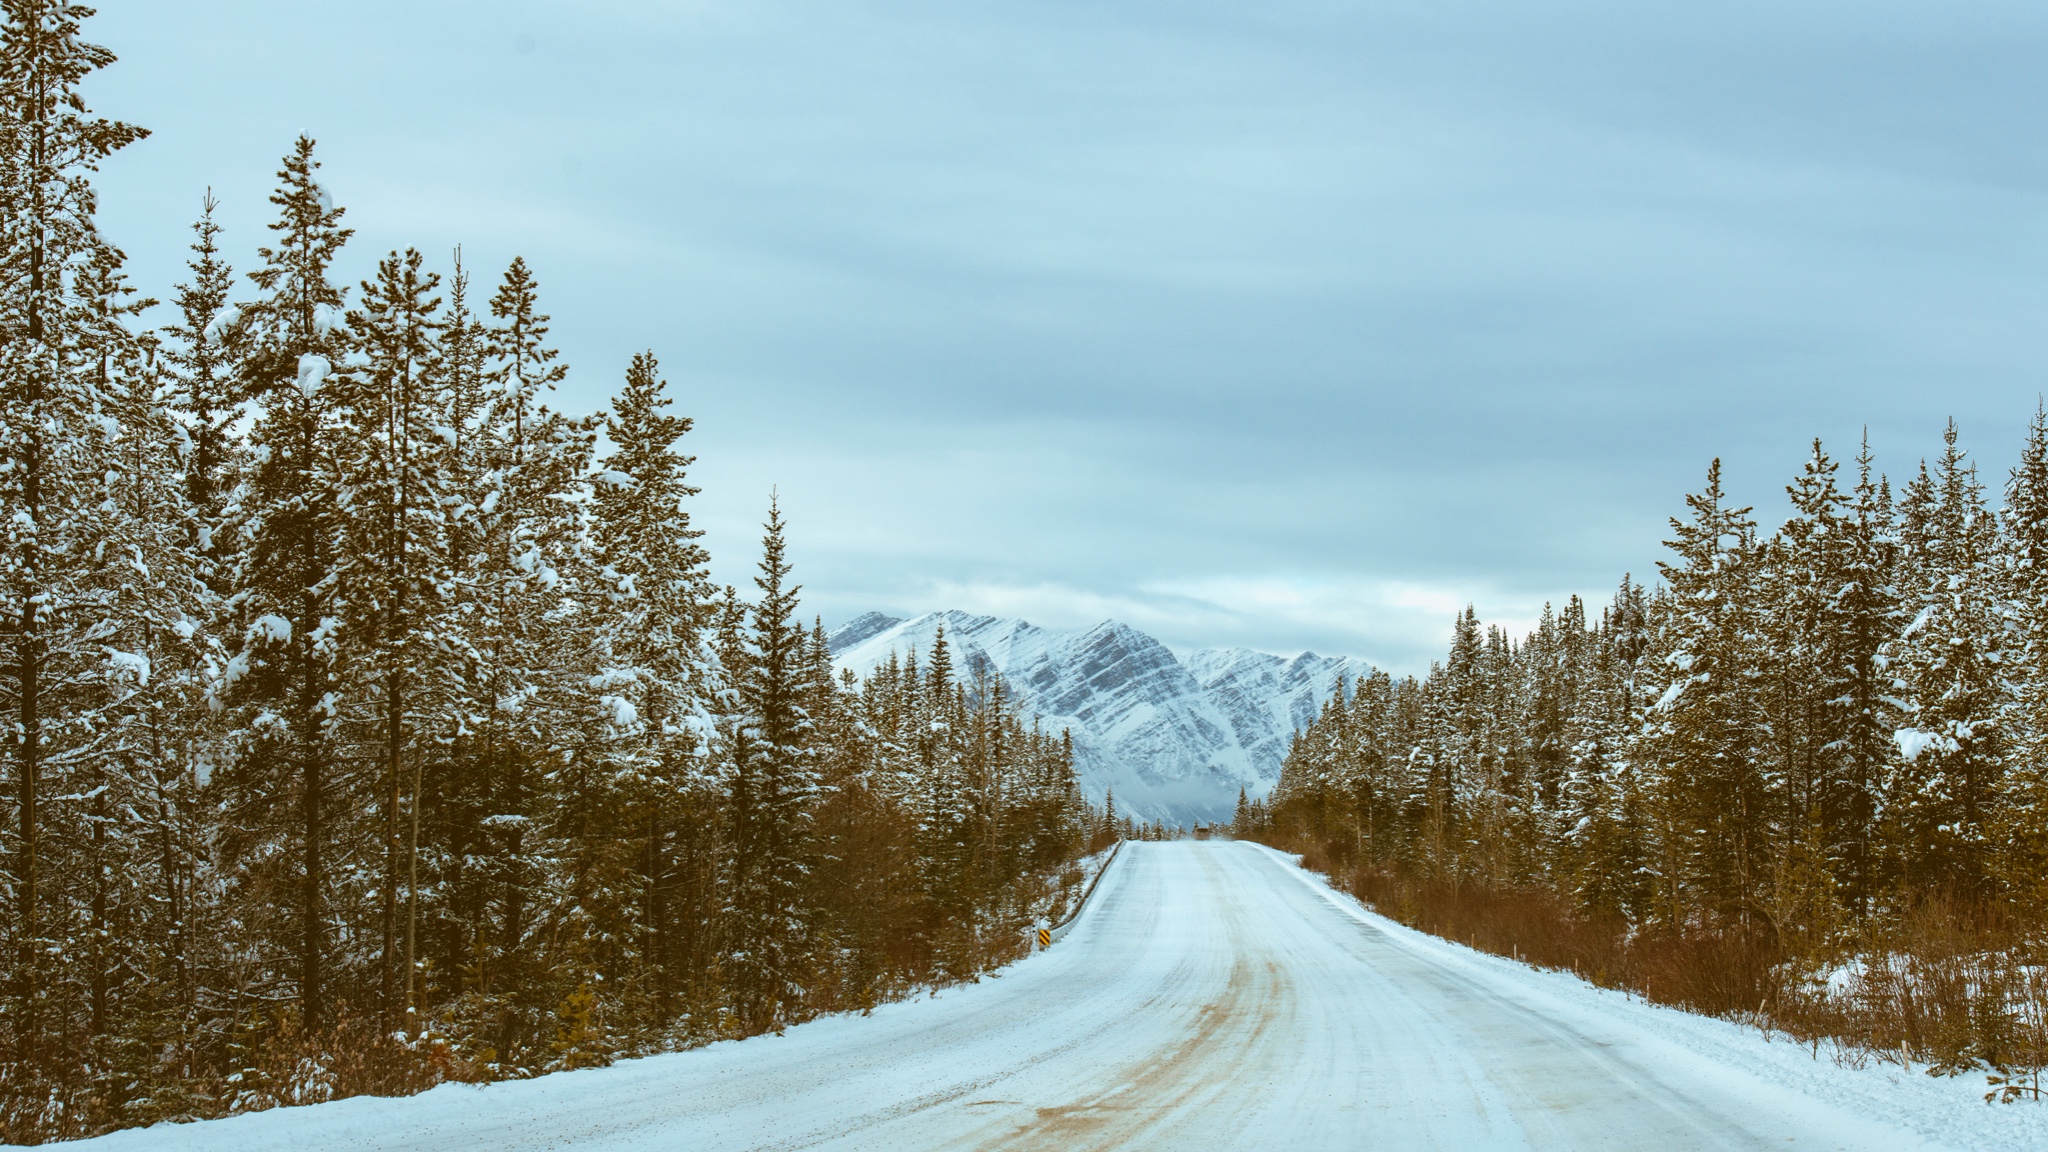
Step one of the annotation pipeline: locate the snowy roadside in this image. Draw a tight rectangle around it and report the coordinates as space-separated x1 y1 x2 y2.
1033 840 1118 930
1252 843 2048 1152
70 846 1143 1152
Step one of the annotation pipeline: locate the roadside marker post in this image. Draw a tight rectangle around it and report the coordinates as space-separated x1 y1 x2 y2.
1037 928 1051 949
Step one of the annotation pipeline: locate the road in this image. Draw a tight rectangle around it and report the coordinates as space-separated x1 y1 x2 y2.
88 841 1945 1151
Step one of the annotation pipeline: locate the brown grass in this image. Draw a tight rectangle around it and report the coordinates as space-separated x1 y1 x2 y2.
1338 863 1776 1017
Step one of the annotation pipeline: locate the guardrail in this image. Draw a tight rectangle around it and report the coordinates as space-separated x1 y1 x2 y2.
1043 838 1124 947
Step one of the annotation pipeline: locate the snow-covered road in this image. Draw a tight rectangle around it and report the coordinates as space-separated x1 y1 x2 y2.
82 841 2037 1150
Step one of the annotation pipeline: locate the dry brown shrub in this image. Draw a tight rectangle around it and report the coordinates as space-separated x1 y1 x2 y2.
1769 892 2048 1094
221 1009 482 1115
1627 925 1779 1018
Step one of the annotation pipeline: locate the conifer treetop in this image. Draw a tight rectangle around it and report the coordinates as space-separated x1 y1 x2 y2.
0 0 149 168
244 135 353 373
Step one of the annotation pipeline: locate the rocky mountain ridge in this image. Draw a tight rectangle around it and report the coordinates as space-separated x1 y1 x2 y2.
826 611 1367 825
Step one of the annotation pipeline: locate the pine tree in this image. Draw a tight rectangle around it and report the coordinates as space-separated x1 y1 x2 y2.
1835 434 1898 909
1567 579 1651 922
151 207 242 1055
213 136 355 1032
0 0 148 1065
1640 460 1766 924
2000 407 2048 910
725 497 814 1032
73 242 214 1119
448 258 595 1058
1885 423 2006 897
337 246 454 1028
915 625 981 969
161 191 241 544
591 351 716 1024
1756 440 1853 928
1426 607 1485 876
593 352 714 748
487 258 566 451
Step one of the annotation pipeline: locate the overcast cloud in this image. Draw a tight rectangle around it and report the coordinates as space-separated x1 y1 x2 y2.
88 0 2048 672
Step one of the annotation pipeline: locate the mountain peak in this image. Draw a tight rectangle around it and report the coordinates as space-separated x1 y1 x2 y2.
828 611 1367 823
826 611 904 653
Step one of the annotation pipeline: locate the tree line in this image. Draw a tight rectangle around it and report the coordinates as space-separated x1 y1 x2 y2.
1259 419 2048 1074
0 7 1089 1140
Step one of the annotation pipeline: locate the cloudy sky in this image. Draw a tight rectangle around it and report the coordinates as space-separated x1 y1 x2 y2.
89 1 2048 672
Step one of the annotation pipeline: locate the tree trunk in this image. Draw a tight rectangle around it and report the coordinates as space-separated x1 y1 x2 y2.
382 672 402 1028
299 678 326 1031
298 469 327 1031
405 738 421 1032
14 598 41 1055
90 785 109 1037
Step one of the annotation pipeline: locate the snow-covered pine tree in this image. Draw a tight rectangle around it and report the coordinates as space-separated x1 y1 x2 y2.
1883 424 2007 898
487 258 566 450
441 259 596 1057
338 246 453 1028
725 496 815 1032
408 250 525 1052
438 251 489 468
1562 726 1630 921
1639 460 1767 925
1058 728 1083 837
1424 607 1485 877
1524 602 1571 841
801 618 845 776
1348 672 1401 862
479 259 596 849
161 192 241 547
0 0 148 1067
1480 619 1535 885
590 350 717 1025
592 349 715 765
960 662 1011 945
1557 580 1650 922
71 241 218 1119
1998 407 2048 911
1292 676 1346 853
1756 441 1854 927
802 620 880 1008
915 626 985 971
148 210 243 1070
212 136 355 1032
1834 435 1899 909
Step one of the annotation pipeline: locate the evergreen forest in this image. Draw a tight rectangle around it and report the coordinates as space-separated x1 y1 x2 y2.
1257 424 2048 1084
0 7 1094 1140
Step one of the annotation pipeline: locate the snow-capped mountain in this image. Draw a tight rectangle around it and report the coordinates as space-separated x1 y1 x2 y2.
827 611 1367 825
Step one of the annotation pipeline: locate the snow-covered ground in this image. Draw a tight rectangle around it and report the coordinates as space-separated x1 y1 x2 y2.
72 842 2043 1150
